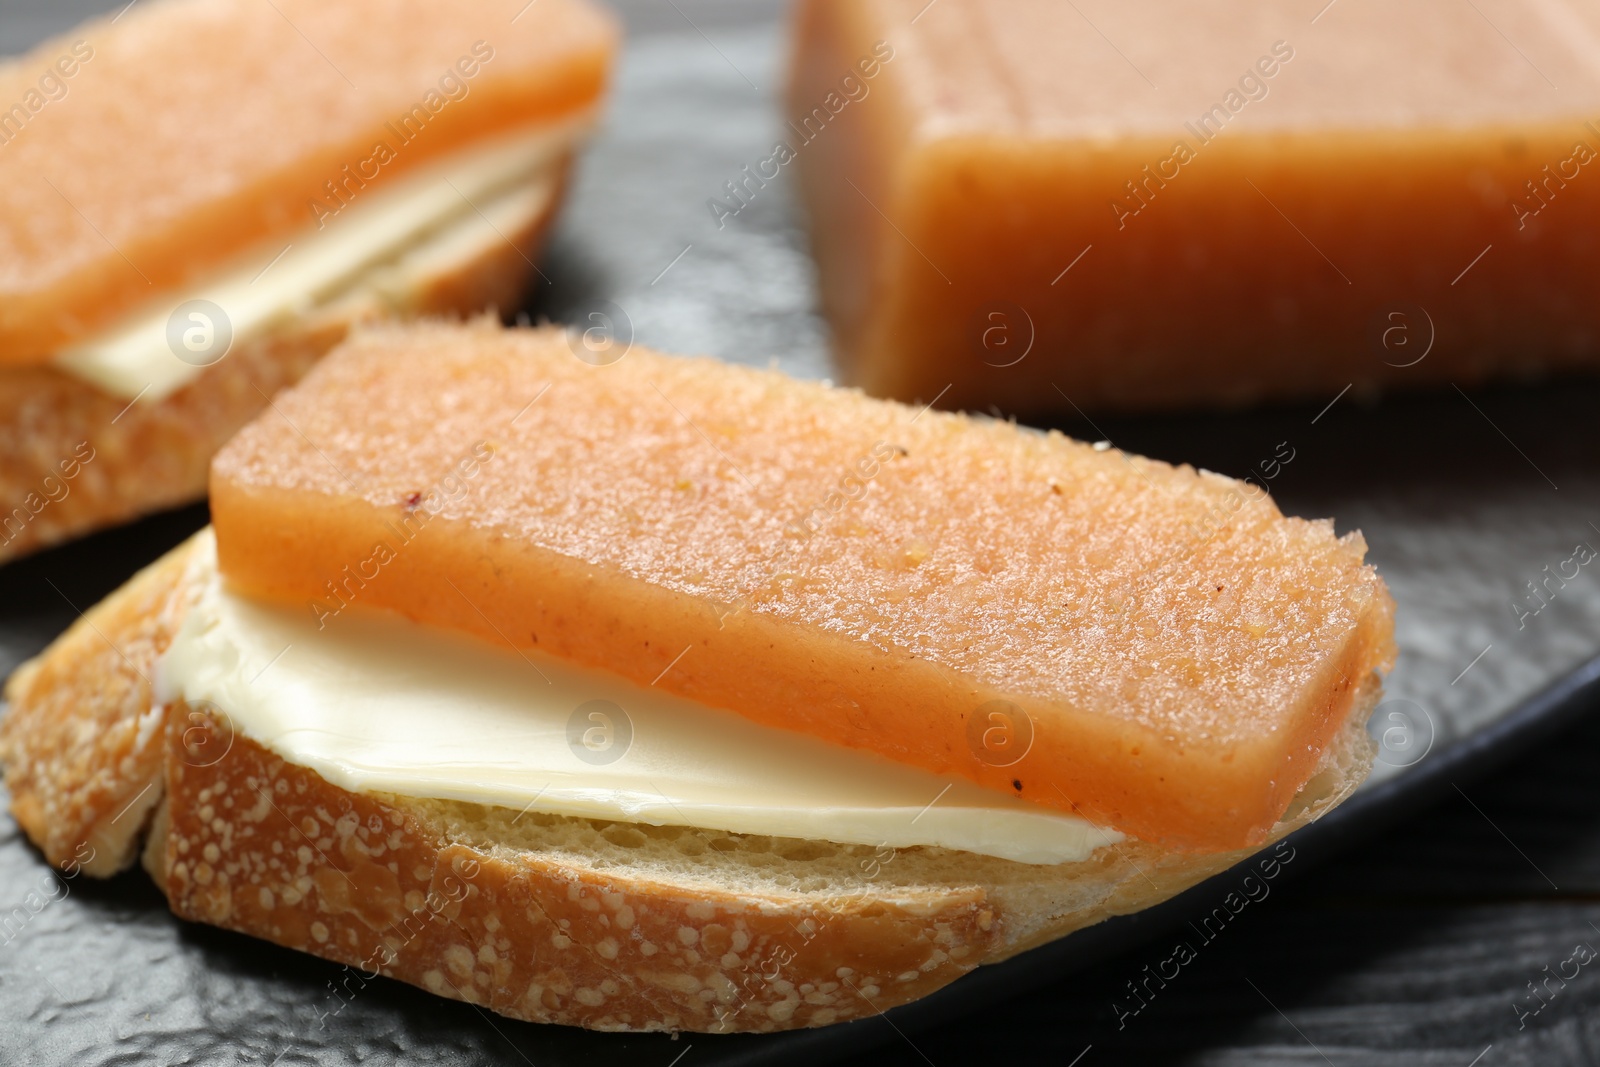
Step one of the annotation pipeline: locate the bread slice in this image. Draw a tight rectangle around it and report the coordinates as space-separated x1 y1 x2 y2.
0 0 616 361
1 532 1377 1033
210 322 1394 852
0 167 568 564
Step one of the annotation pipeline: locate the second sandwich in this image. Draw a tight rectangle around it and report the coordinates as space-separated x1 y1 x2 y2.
0 0 616 561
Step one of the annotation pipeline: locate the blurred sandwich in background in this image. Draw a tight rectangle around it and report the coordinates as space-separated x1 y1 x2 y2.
0 0 616 561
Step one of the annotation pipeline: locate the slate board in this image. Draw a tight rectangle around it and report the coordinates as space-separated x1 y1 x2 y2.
3 5 1600 1066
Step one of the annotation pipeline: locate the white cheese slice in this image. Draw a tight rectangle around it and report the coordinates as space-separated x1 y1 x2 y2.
158 531 1117 866
54 115 588 402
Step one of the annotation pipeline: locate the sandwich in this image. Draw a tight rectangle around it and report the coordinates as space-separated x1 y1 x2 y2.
0 0 616 562
0 320 1395 1033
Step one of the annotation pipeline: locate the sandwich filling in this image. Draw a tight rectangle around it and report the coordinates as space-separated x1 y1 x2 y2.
156 532 1115 865
52 115 590 402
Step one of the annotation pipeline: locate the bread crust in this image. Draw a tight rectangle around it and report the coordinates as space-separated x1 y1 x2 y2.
158 710 1000 1032
1 532 1379 1033
0 537 190 876
0 161 568 565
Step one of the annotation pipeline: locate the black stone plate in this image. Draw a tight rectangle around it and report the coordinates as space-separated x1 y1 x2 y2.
2 4 1598 1065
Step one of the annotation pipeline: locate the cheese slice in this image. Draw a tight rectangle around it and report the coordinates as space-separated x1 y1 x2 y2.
157 531 1113 866
54 116 588 403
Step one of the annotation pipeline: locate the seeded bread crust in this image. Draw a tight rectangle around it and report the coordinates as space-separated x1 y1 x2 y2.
0 161 568 565
1 533 1377 1032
